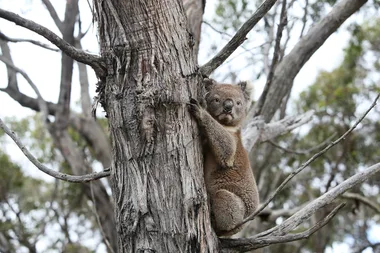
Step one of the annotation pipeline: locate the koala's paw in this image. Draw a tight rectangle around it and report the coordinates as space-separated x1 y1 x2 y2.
188 98 203 119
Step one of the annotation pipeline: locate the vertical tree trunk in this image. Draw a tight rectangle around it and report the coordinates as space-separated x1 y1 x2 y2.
93 0 218 252
183 0 205 58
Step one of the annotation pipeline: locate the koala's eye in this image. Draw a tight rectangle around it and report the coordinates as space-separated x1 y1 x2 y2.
237 101 242 105
214 98 220 103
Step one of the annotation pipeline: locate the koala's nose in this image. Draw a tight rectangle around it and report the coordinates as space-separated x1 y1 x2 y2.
223 99 234 112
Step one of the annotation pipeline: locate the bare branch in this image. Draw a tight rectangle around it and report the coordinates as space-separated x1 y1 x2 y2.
222 158 380 252
242 110 314 151
258 204 307 222
299 0 309 38
341 192 380 213
0 117 110 183
221 203 345 251
76 41 92 117
236 93 379 229
0 31 59 51
90 182 116 253
54 0 78 130
255 0 287 116
200 0 278 75
255 162 380 239
256 0 368 122
0 9 106 76
267 133 336 155
41 0 64 32
353 242 380 253
0 55 49 122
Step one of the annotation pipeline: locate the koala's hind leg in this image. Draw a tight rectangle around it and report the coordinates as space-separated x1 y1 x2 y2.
212 189 245 236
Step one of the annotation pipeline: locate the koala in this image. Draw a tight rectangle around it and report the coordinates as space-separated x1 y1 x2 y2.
189 78 259 236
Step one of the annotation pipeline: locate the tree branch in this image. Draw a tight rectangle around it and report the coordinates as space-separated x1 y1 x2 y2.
255 0 287 116
341 192 380 213
0 9 106 76
76 41 92 117
0 31 59 52
0 55 49 122
200 0 278 75
255 162 380 239
255 0 368 122
242 110 314 151
236 93 379 229
0 117 110 183
222 159 380 251
221 203 345 252
258 204 307 222
267 133 336 155
41 0 64 32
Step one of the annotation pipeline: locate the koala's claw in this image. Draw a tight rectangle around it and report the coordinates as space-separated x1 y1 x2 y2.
189 98 199 106
188 98 202 118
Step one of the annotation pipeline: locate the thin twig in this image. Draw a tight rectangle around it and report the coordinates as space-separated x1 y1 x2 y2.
0 117 110 183
234 93 379 229
0 8 105 76
0 31 59 52
268 133 336 155
200 0 278 75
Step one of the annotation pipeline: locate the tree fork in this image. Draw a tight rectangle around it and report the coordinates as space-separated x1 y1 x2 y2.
93 0 218 252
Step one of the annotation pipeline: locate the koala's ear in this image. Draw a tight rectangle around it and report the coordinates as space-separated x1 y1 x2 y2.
238 81 253 100
203 78 217 91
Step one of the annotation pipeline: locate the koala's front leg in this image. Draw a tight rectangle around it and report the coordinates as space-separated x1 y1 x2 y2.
188 99 236 168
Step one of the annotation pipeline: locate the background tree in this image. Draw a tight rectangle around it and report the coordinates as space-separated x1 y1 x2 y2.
0 0 379 252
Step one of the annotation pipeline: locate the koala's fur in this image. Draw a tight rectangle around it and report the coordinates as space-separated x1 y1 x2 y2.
189 78 259 236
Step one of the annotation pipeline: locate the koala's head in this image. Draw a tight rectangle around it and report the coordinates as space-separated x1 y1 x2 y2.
204 78 252 127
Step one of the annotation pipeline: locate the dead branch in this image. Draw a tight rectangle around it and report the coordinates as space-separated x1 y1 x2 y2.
267 133 336 155
221 203 345 252
200 0 278 75
341 192 380 213
237 93 379 229
0 55 49 122
242 110 314 151
254 162 380 239
255 0 287 116
41 0 64 32
222 160 380 251
258 204 307 222
253 0 368 122
0 8 106 76
90 182 115 253
353 242 380 253
0 118 110 183
0 31 59 51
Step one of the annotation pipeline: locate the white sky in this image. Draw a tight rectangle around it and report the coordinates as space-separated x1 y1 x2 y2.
0 0 378 252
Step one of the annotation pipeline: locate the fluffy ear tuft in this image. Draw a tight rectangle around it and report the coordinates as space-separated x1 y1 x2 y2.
203 78 217 91
238 81 253 100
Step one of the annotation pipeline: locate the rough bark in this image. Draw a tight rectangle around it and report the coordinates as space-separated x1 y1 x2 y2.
93 0 218 252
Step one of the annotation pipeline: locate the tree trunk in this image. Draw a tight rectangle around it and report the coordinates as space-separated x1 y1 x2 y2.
93 0 218 252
